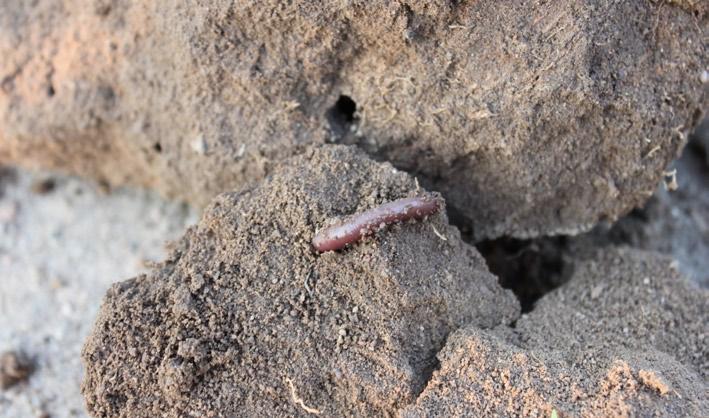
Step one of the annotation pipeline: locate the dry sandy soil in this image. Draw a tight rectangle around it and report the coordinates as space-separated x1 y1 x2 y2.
0 1 705 416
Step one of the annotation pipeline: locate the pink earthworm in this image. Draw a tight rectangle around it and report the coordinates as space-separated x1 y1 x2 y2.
312 194 444 252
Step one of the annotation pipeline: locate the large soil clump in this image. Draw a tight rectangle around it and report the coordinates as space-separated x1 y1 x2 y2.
1 0 705 239
81 146 519 417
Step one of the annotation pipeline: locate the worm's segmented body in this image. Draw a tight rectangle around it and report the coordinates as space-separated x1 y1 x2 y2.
312 194 443 252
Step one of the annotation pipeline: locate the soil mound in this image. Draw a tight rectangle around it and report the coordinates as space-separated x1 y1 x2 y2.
81 145 519 417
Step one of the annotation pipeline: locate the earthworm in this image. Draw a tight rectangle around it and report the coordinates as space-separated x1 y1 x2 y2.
312 194 444 252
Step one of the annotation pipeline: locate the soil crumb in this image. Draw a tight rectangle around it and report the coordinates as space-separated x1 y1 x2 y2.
405 247 708 417
82 145 519 417
0 351 34 390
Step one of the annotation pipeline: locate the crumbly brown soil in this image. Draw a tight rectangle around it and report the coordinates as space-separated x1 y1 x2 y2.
404 247 708 417
513 248 707 377
1 1 705 239
81 146 519 417
6 1 702 414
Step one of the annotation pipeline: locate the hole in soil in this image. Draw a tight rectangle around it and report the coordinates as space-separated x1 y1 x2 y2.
689 117 709 164
413 332 448 400
476 237 572 313
415 355 441 398
326 95 357 138
153 142 162 153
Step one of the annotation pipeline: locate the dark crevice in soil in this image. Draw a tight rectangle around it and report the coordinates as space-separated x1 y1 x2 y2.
471 207 653 313
471 119 709 310
478 119 709 310
409 331 447 408
473 123 709 309
414 354 441 399
689 117 709 165
472 193 701 313
476 236 574 313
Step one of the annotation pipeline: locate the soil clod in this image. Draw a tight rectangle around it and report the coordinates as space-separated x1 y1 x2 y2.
0 350 34 390
82 146 519 417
